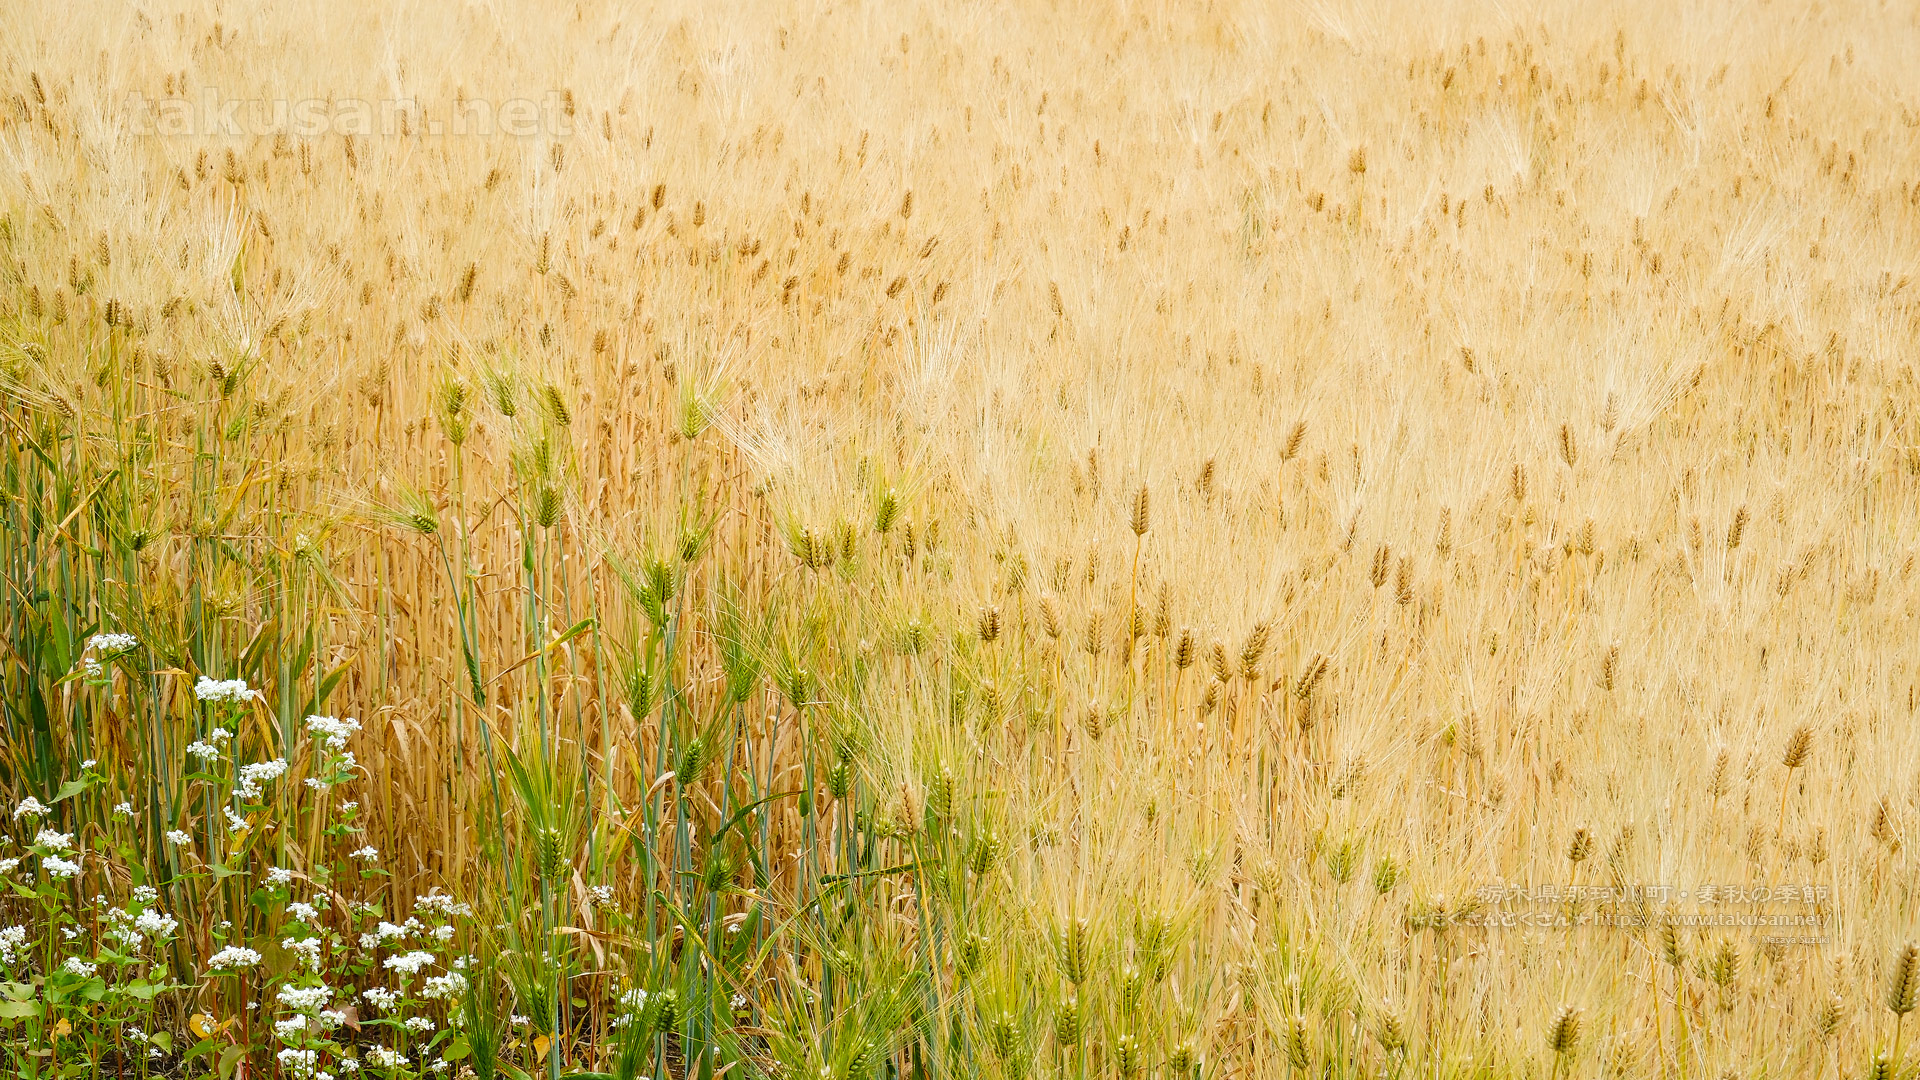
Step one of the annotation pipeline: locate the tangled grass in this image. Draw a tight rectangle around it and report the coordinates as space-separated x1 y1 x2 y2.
1 0 1919 1077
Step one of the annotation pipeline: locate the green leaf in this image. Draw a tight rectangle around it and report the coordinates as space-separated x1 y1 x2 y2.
0 1000 41 1019
217 1043 246 1080
496 1062 534 1080
50 778 89 803
148 1031 172 1052
442 1034 471 1062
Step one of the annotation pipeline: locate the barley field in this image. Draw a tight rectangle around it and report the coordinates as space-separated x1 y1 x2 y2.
1 0 1918 1076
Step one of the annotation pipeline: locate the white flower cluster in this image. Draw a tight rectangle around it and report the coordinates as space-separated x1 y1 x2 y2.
421 972 468 1000
63 957 97 977
276 1047 319 1078
235 758 290 800
358 920 413 950
414 890 473 918
209 945 263 969
384 950 437 976
135 909 180 939
165 829 192 847
186 726 233 762
88 633 138 654
349 846 379 863
610 986 649 1029
0 927 26 965
305 714 363 750
361 986 399 1012
13 797 48 820
367 1047 408 1068
287 901 319 923
43 855 81 879
284 936 323 972
34 829 75 851
277 983 334 1012
195 676 262 703
404 1017 435 1033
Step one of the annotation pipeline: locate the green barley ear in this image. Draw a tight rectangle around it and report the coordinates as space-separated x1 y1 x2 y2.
874 486 901 534
1115 1031 1141 1077
678 378 710 441
486 368 519 417
535 826 566 881
1286 1015 1312 1070
1372 855 1400 895
436 374 472 446
541 382 571 426
956 931 987 979
1058 917 1092 985
535 485 563 528
1053 995 1082 1046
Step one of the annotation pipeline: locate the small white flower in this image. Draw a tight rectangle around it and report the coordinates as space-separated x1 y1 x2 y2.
131 885 158 905
62 957 97 977
43 855 81 879
287 901 319 923
431 924 456 942
267 866 295 886
80 760 96 771
361 986 399 1012
208 945 263 969
0 926 25 965
350 846 379 863
112 802 134 818
186 741 221 763
276 1047 319 1076
165 830 192 847
510 1014 531 1026
13 797 48 820
81 658 104 678
275 1016 310 1039
88 633 138 653
0 859 16 875
405 1016 435 1033
367 1047 408 1068
588 884 614 907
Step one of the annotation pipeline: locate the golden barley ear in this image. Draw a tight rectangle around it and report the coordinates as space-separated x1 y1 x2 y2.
1781 724 1812 769
1888 943 1920 1016
1282 419 1307 461
1546 1005 1582 1055
1131 484 1150 536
